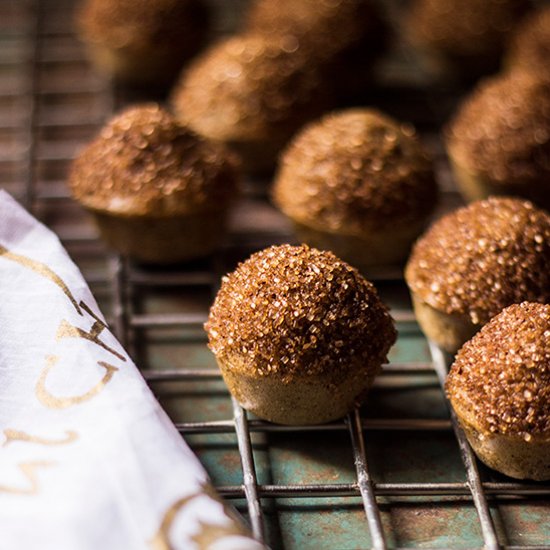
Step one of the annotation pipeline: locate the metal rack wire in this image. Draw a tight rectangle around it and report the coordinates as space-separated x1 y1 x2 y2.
2 1 550 548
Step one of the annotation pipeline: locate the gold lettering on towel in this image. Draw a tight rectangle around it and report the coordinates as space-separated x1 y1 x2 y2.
151 494 198 550
3 429 78 447
150 483 250 550
56 301 126 362
190 520 250 549
0 246 82 315
36 355 118 409
0 461 54 495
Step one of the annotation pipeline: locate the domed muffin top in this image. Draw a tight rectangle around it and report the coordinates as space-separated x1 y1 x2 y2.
171 34 328 144
446 72 550 186
206 244 396 383
69 104 238 217
273 109 437 234
447 302 550 437
405 197 550 324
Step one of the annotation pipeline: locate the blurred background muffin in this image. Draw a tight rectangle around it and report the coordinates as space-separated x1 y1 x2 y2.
171 33 331 175
406 0 531 79
76 0 210 87
446 72 550 209
243 0 389 101
273 108 438 269
505 4 550 78
405 197 550 353
69 104 239 264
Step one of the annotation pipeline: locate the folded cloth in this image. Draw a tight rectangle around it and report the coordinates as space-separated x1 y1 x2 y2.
0 190 263 550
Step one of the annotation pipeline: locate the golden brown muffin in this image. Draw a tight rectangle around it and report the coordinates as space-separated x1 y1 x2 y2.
243 0 388 98
506 5 550 78
170 34 330 175
273 109 438 269
446 302 550 480
446 72 550 209
405 197 550 353
205 244 396 425
407 0 531 77
76 0 210 85
69 103 239 264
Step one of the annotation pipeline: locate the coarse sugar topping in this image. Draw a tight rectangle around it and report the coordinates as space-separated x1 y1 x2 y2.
405 197 550 324
447 302 550 437
273 109 437 234
69 103 238 216
206 244 396 382
171 34 327 143
447 72 550 186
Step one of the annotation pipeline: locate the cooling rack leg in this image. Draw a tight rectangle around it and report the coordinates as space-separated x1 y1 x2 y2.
348 408 387 550
109 254 129 349
429 340 501 550
22 0 42 213
232 397 266 543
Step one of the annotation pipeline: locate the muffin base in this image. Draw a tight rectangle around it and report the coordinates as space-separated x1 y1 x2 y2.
453 401 550 480
216 356 379 425
448 153 550 211
411 293 479 353
292 220 427 270
90 209 227 264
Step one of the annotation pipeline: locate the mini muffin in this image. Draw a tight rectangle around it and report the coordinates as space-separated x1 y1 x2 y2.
405 197 550 353
506 5 550 79
69 104 238 264
205 244 396 425
446 72 550 209
171 34 330 174
407 0 530 77
273 109 438 269
243 0 388 98
446 302 550 480
76 0 210 85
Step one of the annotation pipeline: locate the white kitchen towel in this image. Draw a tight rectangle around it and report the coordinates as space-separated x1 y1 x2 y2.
0 190 263 550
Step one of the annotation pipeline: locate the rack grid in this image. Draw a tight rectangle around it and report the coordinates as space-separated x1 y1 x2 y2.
2 1 549 548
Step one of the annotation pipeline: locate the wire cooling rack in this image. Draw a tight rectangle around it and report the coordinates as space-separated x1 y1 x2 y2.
2 1 550 548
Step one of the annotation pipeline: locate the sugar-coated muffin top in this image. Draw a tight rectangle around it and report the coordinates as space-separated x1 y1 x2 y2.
446 72 550 186
206 244 396 383
447 302 550 437
405 198 550 324
77 0 209 57
273 109 437 234
69 104 238 216
171 34 328 144
507 5 550 77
